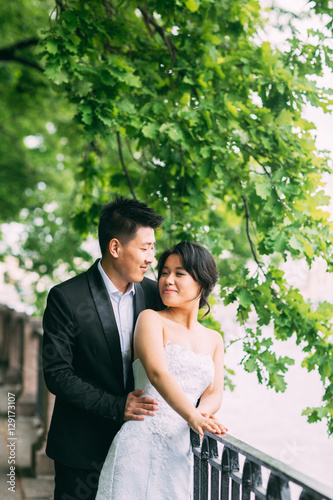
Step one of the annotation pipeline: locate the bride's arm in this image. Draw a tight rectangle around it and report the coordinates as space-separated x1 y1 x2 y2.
197 332 224 416
134 310 226 437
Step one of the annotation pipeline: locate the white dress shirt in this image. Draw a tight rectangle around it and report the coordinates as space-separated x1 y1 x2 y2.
98 260 135 386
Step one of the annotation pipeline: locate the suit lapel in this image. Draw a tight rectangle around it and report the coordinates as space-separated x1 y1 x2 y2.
87 260 125 389
133 282 146 326
125 282 146 392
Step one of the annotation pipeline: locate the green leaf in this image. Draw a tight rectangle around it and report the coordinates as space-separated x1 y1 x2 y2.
121 72 142 88
180 93 191 107
255 178 271 200
244 357 257 372
270 374 287 392
185 0 199 13
239 289 252 307
117 100 136 114
225 101 239 117
73 80 93 97
142 123 159 139
99 114 113 126
200 146 211 159
44 66 69 85
289 235 304 253
159 123 184 142
322 361 331 378
79 105 93 125
45 39 59 55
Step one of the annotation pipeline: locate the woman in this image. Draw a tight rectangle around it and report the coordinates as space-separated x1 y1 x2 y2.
96 241 227 499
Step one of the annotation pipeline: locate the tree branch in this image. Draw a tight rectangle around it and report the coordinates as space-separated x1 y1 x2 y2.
244 145 272 178
0 38 39 53
117 132 137 199
0 38 43 72
55 0 65 12
242 195 264 271
242 194 280 300
244 145 293 215
157 165 172 206
138 6 176 65
125 140 154 173
101 0 115 19
180 150 186 200
2 56 43 72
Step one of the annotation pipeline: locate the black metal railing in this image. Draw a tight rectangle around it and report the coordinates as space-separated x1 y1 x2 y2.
191 431 333 500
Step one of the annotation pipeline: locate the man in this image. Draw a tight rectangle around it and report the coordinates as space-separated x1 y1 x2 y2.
42 197 164 500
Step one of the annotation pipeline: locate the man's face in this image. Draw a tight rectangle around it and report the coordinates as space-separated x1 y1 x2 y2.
116 226 156 285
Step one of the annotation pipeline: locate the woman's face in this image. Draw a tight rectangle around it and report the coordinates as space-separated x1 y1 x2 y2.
158 254 201 308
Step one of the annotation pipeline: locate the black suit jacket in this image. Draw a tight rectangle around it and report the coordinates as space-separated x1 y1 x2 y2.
42 259 162 469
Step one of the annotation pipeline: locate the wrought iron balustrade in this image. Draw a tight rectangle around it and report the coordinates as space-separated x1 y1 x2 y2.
191 430 333 500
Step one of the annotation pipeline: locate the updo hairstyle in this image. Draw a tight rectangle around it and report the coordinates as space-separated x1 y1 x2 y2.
157 241 219 317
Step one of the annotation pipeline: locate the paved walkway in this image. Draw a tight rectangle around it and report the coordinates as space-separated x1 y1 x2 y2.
0 386 53 500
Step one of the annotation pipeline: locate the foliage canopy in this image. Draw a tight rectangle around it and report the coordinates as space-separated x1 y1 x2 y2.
1 0 333 432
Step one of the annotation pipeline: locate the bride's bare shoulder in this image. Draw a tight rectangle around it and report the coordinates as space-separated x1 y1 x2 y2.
204 326 224 350
137 309 164 323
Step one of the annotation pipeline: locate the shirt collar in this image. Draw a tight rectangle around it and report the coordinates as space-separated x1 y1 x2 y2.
98 259 135 296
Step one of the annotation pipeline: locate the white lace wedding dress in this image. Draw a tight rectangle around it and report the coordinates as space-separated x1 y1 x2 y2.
96 343 215 500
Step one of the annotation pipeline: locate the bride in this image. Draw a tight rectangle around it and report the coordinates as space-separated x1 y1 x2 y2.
96 241 227 499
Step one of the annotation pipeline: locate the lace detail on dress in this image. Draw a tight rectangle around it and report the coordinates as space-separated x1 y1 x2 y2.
96 344 215 500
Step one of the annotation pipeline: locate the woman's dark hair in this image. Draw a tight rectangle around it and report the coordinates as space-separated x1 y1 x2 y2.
157 241 218 317
98 196 164 256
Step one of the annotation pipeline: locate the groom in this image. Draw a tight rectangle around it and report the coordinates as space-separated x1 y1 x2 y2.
42 197 164 500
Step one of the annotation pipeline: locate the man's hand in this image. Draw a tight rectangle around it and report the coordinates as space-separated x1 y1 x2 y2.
123 389 159 421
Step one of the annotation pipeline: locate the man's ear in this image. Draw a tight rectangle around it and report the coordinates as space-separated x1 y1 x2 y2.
109 238 121 258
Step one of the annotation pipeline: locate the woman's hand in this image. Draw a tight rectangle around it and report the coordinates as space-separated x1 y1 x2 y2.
202 413 228 434
188 411 228 438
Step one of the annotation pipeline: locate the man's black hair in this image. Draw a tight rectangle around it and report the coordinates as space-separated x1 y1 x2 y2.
98 196 164 256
